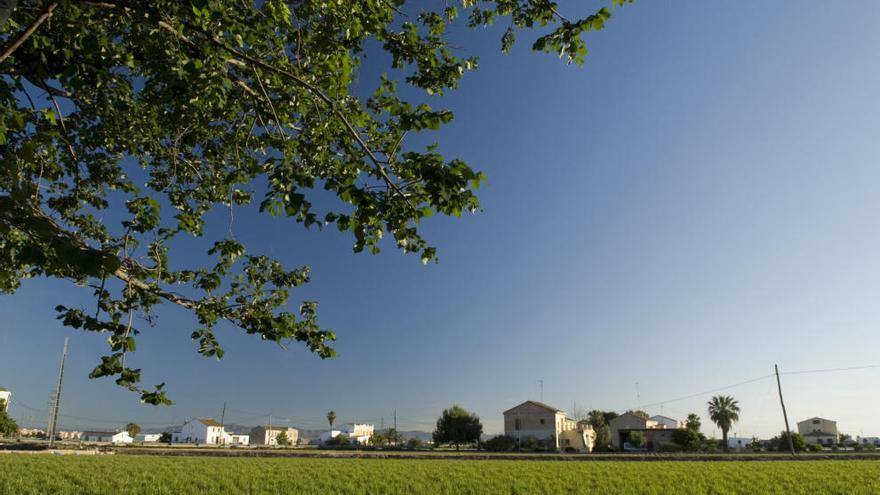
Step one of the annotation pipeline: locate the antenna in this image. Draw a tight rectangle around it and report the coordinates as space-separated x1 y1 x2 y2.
47 337 68 448
538 379 544 402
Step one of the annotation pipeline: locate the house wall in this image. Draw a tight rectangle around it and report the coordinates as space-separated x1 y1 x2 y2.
609 415 657 449
797 418 839 445
178 421 224 444
503 403 563 447
250 426 298 445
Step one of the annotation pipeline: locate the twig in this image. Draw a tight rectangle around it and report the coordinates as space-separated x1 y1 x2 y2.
0 2 58 64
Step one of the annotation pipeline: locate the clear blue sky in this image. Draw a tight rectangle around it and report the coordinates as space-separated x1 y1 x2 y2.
3 0 880 438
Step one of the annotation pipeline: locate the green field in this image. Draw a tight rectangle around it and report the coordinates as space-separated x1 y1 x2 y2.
1 456 879 494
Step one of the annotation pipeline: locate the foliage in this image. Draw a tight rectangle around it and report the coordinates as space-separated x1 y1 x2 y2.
326 411 336 429
625 410 649 420
671 428 704 452
125 423 141 438
626 431 646 448
483 435 517 452
371 428 402 447
0 399 18 436
404 437 430 450
0 0 630 404
769 431 806 453
748 437 763 453
707 395 740 453
275 431 289 446
433 405 482 451
3 457 880 494
158 432 171 443
323 433 350 447
593 424 612 452
685 413 701 433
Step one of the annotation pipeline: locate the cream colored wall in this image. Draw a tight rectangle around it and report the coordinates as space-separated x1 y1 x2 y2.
797 418 838 436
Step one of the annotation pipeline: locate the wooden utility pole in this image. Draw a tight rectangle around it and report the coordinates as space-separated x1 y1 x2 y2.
47 337 68 448
775 364 796 456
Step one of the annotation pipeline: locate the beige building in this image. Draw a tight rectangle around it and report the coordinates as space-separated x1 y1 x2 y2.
0 386 10 412
609 412 681 451
797 417 839 446
503 400 595 452
250 425 299 446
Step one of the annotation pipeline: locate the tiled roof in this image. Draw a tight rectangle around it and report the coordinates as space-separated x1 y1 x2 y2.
197 418 222 427
503 400 563 414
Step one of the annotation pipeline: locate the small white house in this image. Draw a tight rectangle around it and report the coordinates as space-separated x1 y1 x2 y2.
172 418 226 444
134 433 162 443
320 423 374 445
223 432 250 446
82 431 133 444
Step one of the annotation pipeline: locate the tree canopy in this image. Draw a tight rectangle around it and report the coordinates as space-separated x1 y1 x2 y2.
0 0 630 404
0 399 18 436
707 395 740 453
433 405 482 451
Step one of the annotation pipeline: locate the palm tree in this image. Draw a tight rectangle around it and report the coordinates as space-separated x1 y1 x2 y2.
327 410 336 430
707 395 740 453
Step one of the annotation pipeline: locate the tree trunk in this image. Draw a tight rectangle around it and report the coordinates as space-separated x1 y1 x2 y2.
722 427 729 453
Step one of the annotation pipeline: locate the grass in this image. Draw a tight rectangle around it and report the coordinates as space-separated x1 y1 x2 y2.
1 455 879 494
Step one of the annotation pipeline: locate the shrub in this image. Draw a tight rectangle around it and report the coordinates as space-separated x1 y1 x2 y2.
483 435 517 452
564 446 578 454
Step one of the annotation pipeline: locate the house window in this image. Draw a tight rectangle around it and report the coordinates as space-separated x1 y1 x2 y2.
812 419 820 425
515 419 521 430
540 419 545 425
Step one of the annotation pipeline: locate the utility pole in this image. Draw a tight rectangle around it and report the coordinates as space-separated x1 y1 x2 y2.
220 402 227 428
775 364 796 456
268 414 272 446
47 337 68 448
393 409 397 431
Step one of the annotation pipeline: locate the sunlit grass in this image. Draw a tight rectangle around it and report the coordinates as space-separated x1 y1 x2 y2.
1 455 878 494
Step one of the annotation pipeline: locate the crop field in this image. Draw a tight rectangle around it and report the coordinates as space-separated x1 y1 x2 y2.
1 455 879 494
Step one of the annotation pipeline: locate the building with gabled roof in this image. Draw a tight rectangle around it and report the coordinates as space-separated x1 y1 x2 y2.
503 400 594 452
172 418 226 445
797 417 839 447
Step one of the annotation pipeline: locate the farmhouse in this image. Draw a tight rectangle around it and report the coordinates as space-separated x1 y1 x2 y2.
319 423 375 445
650 415 685 429
172 418 226 445
797 417 839 446
223 432 250 445
82 431 133 444
609 412 681 451
250 426 298 446
134 433 162 443
502 400 595 452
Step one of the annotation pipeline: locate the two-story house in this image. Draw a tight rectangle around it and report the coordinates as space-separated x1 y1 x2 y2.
503 400 594 452
172 418 226 444
797 417 839 446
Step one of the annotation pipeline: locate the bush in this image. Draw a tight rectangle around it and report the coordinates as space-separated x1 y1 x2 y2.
323 434 351 447
483 435 517 452
564 446 578 453
405 438 430 450
807 443 822 452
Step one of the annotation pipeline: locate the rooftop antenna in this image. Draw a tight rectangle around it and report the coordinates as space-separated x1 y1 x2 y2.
538 380 544 402
636 381 641 410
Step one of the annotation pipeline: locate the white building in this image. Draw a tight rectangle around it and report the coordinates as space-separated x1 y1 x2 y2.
250 425 297 446
172 418 226 445
650 415 685 429
82 431 133 444
134 433 162 443
223 432 250 446
0 386 10 411
320 423 374 445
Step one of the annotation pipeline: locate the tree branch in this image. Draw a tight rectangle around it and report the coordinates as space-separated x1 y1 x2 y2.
0 2 58 64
